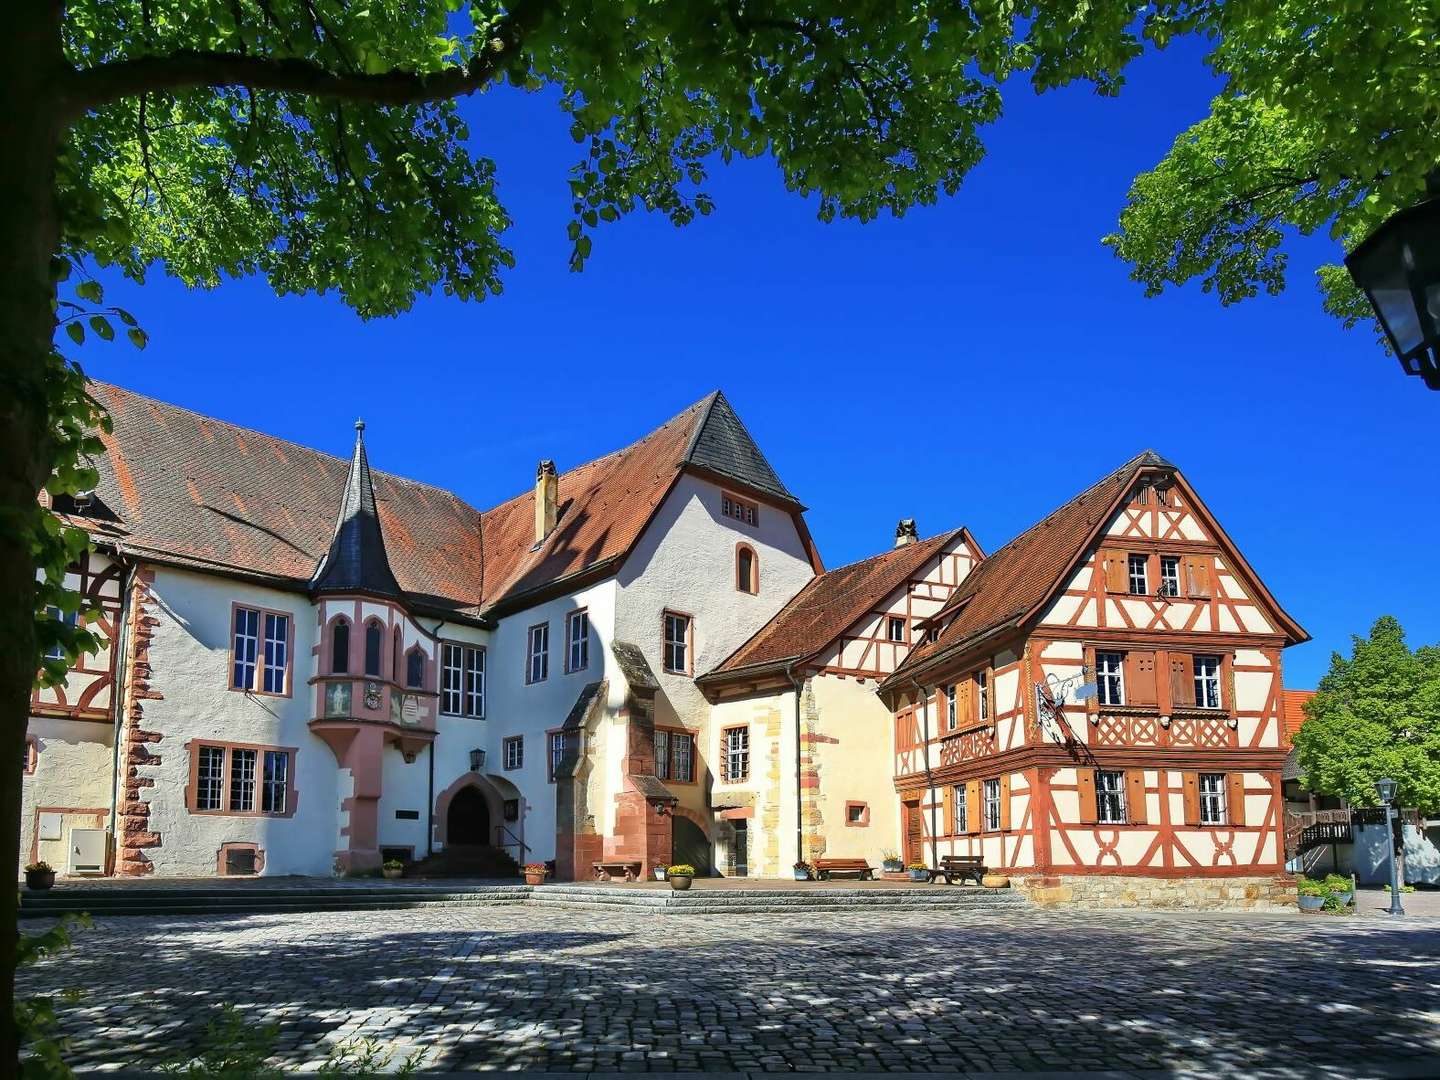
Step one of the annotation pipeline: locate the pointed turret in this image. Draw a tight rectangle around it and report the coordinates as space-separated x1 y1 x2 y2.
312 419 402 598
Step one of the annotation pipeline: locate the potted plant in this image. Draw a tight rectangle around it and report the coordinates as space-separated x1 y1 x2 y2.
1297 878 1326 912
523 862 547 886
881 850 903 874
652 865 667 882
981 873 1011 889
381 859 405 880
667 864 695 890
24 861 55 891
1323 873 1354 906
906 862 929 883
792 861 812 881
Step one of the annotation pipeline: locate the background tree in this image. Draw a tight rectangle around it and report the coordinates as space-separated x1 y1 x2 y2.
1293 616 1440 815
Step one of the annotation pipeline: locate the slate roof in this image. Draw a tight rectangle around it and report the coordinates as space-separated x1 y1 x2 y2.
702 528 971 681
78 382 802 621
311 422 403 599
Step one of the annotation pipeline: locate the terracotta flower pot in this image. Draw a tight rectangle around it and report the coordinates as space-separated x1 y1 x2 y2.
24 869 55 891
382 867 404 880
524 871 546 886
669 874 693 891
981 874 1010 889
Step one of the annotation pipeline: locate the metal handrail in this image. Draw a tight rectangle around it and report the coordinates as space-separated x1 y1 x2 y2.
495 825 530 857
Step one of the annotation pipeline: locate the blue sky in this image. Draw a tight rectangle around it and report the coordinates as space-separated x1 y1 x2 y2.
77 37 1438 688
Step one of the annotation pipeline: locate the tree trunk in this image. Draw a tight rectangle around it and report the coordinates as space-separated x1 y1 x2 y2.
0 3 67 1073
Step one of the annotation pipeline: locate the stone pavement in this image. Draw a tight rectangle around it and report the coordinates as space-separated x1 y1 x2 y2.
19 905 1440 1076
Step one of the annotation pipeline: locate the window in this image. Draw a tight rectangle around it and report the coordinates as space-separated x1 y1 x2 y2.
404 648 424 688
952 784 967 834
43 606 76 661
736 545 758 594
721 492 759 526
527 623 549 684
663 611 691 674
982 778 1001 831
232 606 290 695
976 669 990 723
441 643 485 717
945 684 958 731
192 744 292 816
503 736 523 771
1193 654 1222 709
671 732 694 783
654 729 669 779
1097 770 1127 824
1128 553 1148 595
547 730 569 781
888 617 905 643
565 610 589 673
364 620 383 677
723 726 750 782
331 618 349 674
1160 555 1181 597
1199 773 1227 825
393 626 403 679
845 802 869 826
1096 651 1125 706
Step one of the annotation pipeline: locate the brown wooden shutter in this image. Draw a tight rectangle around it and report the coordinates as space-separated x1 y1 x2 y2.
943 785 955 836
1170 655 1191 708
1077 769 1098 824
1185 556 1211 598
1227 773 1247 827
958 679 972 726
1125 651 1158 706
1103 549 1127 593
965 780 982 833
999 774 1012 831
1181 771 1201 826
1126 771 1148 824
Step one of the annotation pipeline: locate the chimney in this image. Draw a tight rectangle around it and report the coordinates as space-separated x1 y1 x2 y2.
894 519 918 547
534 459 558 544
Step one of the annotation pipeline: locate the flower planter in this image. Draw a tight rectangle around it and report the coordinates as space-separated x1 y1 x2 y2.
652 867 667 882
882 859 904 874
524 871 546 886
1332 890 1354 906
669 874 693 891
793 868 810 881
382 867 404 880
981 874 1010 889
907 869 929 883
24 869 55 891
1298 894 1325 912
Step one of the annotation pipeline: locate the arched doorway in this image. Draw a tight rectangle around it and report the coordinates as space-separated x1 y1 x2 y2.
672 815 712 876
447 785 491 846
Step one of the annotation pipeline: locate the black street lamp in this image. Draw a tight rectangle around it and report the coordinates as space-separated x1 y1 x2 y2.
469 747 486 773
1344 190 1440 390
1375 776 1405 916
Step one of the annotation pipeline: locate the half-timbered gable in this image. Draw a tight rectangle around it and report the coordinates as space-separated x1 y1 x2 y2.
881 451 1308 907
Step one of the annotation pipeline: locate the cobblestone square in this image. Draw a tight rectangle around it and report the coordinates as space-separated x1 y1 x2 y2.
19 905 1440 1075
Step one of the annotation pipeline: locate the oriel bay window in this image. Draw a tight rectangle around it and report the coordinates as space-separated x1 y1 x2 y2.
231 605 290 695
191 743 294 816
364 619 384 677
441 643 485 717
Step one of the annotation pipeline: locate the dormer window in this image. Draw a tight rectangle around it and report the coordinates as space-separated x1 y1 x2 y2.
721 493 758 526
735 544 758 594
364 619 384 677
331 618 350 674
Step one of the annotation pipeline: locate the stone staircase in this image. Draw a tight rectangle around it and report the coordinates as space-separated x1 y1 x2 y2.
20 880 1028 920
405 843 521 879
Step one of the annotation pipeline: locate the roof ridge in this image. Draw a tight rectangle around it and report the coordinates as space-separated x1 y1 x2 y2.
91 380 476 507
788 528 962 601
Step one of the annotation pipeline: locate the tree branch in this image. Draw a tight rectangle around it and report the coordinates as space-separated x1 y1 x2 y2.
61 0 544 121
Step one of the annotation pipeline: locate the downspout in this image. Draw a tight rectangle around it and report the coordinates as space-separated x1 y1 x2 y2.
786 660 805 869
107 560 138 874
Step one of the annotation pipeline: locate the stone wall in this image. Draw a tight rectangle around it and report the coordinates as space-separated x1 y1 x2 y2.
1021 873 1298 912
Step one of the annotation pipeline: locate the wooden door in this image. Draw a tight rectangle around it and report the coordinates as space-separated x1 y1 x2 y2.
903 800 923 866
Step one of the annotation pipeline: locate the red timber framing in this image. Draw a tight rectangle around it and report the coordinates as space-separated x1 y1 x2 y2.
885 461 1302 881
30 550 125 723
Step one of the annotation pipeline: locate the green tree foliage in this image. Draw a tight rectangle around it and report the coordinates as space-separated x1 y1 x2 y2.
1105 1 1440 335
1293 617 1440 815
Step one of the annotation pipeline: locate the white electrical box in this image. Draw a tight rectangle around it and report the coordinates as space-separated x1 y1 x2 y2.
37 812 64 842
69 828 108 875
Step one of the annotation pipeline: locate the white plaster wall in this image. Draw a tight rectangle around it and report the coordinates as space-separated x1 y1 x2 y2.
140 568 336 876
615 473 816 735
808 674 901 862
21 716 116 875
708 692 797 875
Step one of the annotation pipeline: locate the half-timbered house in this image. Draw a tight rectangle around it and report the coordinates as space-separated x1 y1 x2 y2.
876 451 1309 906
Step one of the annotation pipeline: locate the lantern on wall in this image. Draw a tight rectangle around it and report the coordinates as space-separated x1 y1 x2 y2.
469 747 486 773
1344 192 1440 389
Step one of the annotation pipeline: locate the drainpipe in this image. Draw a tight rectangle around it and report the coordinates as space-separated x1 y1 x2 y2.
107 561 138 874
786 661 805 869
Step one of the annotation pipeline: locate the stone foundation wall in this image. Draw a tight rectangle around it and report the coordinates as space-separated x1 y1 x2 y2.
1021 873 1297 911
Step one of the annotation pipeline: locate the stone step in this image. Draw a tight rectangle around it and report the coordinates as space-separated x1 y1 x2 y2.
20 895 529 919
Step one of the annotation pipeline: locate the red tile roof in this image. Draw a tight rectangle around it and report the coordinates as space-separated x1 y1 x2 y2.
1282 689 1316 745
704 529 971 679
78 383 808 621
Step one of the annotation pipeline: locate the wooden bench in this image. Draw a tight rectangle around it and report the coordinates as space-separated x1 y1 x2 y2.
592 860 642 882
929 855 987 885
813 857 875 881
